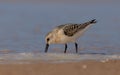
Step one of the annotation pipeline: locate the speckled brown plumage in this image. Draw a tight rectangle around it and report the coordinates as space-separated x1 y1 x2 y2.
63 19 97 36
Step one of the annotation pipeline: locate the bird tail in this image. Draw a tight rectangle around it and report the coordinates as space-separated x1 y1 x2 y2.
89 19 97 24
77 19 97 30
81 19 97 26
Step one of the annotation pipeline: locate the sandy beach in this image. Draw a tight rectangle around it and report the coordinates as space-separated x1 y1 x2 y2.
0 1 120 75
0 60 119 75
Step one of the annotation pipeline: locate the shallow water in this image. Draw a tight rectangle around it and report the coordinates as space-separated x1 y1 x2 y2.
0 52 120 63
0 3 120 63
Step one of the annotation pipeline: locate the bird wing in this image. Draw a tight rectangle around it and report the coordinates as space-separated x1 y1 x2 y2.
56 23 73 29
57 19 97 37
63 24 80 36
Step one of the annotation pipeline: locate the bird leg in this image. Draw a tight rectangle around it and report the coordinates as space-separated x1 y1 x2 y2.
64 44 67 53
45 44 49 53
75 42 78 53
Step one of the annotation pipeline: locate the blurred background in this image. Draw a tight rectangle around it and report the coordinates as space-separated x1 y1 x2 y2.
0 0 120 54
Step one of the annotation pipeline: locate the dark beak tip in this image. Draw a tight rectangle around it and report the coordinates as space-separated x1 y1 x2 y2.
45 44 49 53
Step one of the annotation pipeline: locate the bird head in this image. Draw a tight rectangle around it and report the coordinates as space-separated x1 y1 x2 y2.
45 31 55 53
45 32 54 44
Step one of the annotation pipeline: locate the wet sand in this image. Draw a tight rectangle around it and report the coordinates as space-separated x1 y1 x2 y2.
0 60 120 75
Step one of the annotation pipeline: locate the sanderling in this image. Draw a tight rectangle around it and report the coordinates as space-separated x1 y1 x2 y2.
45 19 97 53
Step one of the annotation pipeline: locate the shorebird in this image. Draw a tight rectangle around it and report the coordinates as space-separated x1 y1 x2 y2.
45 19 97 53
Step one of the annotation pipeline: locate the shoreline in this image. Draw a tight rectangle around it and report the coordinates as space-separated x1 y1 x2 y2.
0 59 120 75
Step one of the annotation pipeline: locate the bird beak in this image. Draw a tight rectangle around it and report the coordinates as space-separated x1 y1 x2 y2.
45 43 49 53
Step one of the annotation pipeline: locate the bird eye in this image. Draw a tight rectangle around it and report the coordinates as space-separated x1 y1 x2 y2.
47 38 50 42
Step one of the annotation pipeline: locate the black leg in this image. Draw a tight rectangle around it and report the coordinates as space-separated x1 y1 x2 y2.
64 44 67 53
45 44 49 53
75 42 78 53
